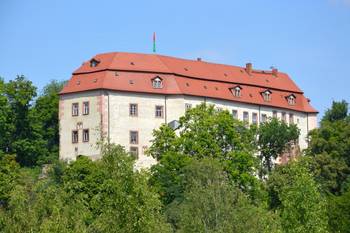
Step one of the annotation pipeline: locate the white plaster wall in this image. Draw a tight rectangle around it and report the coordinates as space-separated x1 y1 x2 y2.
108 91 167 169
59 90 316 168
59 90 102 161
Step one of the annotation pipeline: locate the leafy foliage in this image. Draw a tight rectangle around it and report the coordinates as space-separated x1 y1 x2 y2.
0 144 171 233
149 104 261 204
267 161 329 233
257 118 300 178
0 77 64 166
166 158 281 233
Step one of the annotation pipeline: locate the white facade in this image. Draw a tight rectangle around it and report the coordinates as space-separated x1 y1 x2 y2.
59 90 318 169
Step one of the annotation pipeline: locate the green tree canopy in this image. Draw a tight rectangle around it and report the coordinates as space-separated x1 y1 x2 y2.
267 161 329 233
257 118 300 178
166 158 281 233
306 100 350 194
148 104 261 204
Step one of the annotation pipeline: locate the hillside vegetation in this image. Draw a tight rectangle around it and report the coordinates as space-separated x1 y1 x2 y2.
0 76 349 232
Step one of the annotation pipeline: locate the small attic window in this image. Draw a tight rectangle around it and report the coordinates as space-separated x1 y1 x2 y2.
262 90 272 102
90 58 100 67
152 76 163 89
184 67 188 71
287 94 296 105
230 86 242 97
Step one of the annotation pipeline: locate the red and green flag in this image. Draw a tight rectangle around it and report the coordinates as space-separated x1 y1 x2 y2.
153 32 156 53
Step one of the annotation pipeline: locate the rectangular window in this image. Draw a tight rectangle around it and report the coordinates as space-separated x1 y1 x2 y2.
273 110 278 118
232 110 238 119
72 130 78 143
289 113 294 124
155 105 164 118
282 112 286 122
243 111 249 123
130 131 138 144
83 101 89 115
252 113 258 124
130 146 139 159
129 104 138 117
72 103 79 116
261 114 267 123
83 129 89 142
185 103 192 111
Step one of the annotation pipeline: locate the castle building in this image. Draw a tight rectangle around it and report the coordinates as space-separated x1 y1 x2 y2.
59 52 318 168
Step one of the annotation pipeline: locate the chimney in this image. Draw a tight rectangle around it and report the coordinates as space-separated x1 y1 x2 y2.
246 63 253 75
272 68 278 76
197 57 202 61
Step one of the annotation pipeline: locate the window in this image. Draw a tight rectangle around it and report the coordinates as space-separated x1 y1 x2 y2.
83 101 89 115
130 131 138 144
90 59 100 67
152 77 163 89
289 113 294 124
185 103 192 111
232 110 238 119
155 105 164 118
231 86 242 97
273 110 278 118
252 113 258 124
243 111 249 123
83 129 89 142
262 90 272 102
72 103 79 116
72 130 78 143
130 147 139 159
287 94 296 105
129 104 138 116
261 114 267 123
282 112 286 122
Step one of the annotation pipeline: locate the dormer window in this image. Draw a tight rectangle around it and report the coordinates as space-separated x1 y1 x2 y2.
231 86 242 97
90 58 100 67
152 76 163 89
287 94 296 105
262 90 272 102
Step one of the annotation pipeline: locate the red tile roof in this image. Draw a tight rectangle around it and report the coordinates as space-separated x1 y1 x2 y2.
61 52 317 113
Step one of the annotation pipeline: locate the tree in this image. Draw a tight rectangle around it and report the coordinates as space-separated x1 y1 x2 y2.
166 159 281 233
0 155 20 208
257 118 300 178
0 144 171 232
306 100 350 194
5 75 37 143
267 161 328 233
148 104 261 204
327 189 350 233
32 80 65 162
323 100 348 123
0 78 13 152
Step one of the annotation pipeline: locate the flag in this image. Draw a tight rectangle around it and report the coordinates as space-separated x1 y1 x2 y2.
153 32 156 53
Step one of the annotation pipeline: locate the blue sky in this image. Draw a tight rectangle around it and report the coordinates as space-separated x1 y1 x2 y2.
1 0 349 118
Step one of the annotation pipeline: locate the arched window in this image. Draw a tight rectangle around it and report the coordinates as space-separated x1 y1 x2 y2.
231 86 242 97
152 77 163 89
89 58 100 67
287 94 296 105
262 90 272 102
